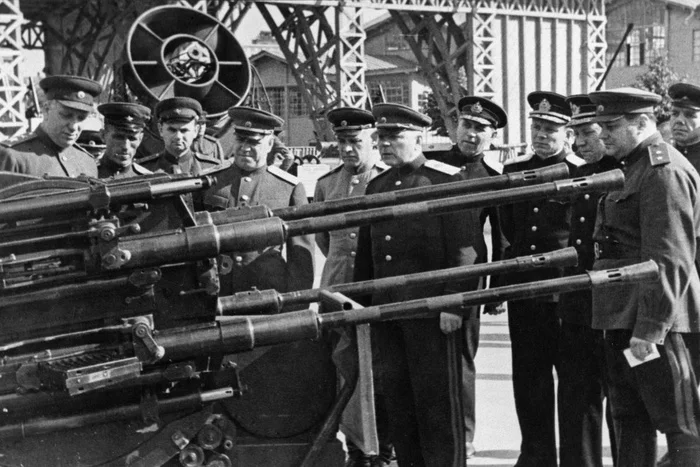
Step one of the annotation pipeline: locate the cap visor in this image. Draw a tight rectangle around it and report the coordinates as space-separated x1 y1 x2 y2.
460 114 493 126
529 112 569 124
591 114 624 123
57 100 94 113
567 116 597 127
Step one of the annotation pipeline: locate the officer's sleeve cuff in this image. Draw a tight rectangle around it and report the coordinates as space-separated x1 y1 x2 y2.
632 319 671 345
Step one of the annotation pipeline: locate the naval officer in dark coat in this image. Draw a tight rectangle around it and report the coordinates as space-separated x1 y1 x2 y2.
668 82 700 173
590 87 700 467
0 75 102 178
97 102 152 179
354 103 479 467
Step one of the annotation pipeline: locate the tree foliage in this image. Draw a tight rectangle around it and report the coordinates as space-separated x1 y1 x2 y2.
632 55 680 124
421 92 451 137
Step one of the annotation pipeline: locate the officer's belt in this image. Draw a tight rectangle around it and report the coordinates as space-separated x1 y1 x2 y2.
593 241 639 260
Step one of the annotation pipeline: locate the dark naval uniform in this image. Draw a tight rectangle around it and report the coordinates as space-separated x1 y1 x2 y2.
669 82 700 175
354 103 477 467
0 127 97 178
203 163 314 295
590 89 700 466
677 141 700 173
497 91 575 467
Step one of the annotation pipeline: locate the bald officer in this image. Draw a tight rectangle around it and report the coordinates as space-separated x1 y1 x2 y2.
558 94 618 467
97 102 152 179
0 75 102 177
202 106 314 296
426 95 509 458
668 82 700 172
497 91 579 467
589 88 700 466
139 97 220 175
354 103 478 467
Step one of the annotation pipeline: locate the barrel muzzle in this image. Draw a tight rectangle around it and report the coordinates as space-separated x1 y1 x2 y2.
587 260 659 286
554 169 624 196
515 246 578 269
511 163 569 187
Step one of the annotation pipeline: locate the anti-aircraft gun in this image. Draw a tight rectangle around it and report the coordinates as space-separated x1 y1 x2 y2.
0 163 659 466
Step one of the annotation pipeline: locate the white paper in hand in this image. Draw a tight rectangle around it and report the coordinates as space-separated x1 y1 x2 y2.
623 345 660 367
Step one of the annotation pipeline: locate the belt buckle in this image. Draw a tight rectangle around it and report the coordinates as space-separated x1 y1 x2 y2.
594 242 601 260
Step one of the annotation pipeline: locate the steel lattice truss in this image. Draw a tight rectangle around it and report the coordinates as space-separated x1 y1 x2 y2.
0 0 27 139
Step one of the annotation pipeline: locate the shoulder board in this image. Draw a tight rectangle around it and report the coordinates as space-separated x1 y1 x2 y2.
194 151 221 164
482 151 504 174
422 141 454 153
316 163 343 181
375 160 389 171
267 165 300 185
424 158 461 175
4 132 38 148
566 154 587 167
648 144 671 166
503 152 534 165
137 152 161 164
132 163 152 175
73 143 95 157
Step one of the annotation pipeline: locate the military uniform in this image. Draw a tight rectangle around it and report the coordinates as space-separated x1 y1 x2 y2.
590 88 700 466
426 95 509 455
97 102 153 179
556 94 618 467
354 104 474 467
497 91 575 467
98 160 151 179
669 82 700 174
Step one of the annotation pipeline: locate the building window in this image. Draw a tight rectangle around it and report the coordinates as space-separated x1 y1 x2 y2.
288 88 309 117
694 30 700 62
647 25 665 60
266 87 284 117
369 80 410 106
627 29 643 66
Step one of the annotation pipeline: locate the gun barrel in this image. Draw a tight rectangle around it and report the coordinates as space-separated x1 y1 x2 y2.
217 247 580 315
273 163 570 220
157 261 658 358
0 175 215 222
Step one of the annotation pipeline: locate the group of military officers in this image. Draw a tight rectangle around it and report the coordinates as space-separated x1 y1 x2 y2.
2 73 700 467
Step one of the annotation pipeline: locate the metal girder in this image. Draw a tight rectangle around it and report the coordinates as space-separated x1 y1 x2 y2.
208 0 251 32
586 0 607 90
0 0 27 139
20 20 43 49
336 5 367 108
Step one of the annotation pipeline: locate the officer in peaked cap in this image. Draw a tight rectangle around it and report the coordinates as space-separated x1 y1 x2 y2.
555 93 619 467
494 90 578 467
0 75 102 177
425 95 509 458
139 97 221 175
313 107 391 467
588 87 700 466
668 82 700 172
200 106 316 435
353 103 477 467
97 102 152 179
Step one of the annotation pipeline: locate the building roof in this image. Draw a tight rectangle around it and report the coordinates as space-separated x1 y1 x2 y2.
663 0 700 8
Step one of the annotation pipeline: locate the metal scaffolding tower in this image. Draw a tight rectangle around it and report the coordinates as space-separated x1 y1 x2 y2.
0 0 27 139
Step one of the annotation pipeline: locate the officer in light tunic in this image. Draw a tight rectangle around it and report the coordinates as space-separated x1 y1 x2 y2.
0 75 102 177
354 103 479 467
668 82 700 172
590 87 700 466
97 102 152 179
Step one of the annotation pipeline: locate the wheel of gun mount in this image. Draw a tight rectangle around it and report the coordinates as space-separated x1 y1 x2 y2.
123 6 251 119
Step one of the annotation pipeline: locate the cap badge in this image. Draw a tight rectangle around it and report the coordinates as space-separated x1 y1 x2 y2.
380 117 387 123
125 115 134 122
245 121 252 128
538 99 551 112
570 103 580 116
597 104 605 113
470 102 483 114
341 120 348 127
77 91 86 99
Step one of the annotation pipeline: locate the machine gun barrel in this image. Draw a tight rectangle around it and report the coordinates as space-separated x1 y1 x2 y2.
116 170 623 270
217 247 579 315
272 163 570 221
156 261 657 360
0 174 215 223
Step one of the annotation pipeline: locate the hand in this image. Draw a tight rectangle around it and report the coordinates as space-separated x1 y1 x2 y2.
629 336 655 361
484 302 507 315
440 312 463 334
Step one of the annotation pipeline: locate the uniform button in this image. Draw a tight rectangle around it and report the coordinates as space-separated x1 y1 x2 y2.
579 216 585 222
385 255 392 261
533 207 539 213
584 194 590 200
395 181 402 186
349 232 357 239
385 235 392 241
235 256 243 262
531 226 537 232
576 239 582 245
61 156 67 161
350 251 356 257
240 195 249 201
243 176 252 182
530 245 536 251
351 178 360 185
